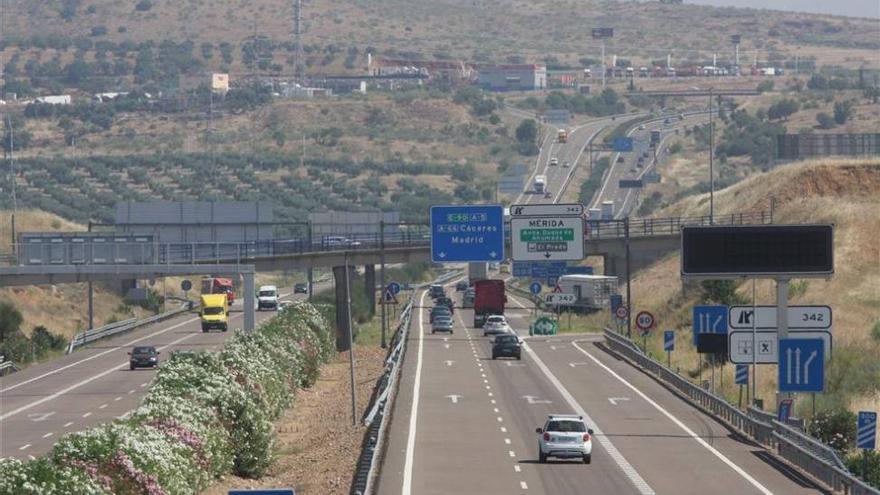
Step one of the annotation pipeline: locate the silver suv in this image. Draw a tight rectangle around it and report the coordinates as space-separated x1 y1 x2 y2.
536 415 594 464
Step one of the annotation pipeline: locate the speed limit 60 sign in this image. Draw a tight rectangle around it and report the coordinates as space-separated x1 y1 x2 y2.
635 311 655 331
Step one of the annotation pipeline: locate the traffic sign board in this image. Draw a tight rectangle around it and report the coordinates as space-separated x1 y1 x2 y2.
181 279 192 292
509 203 584 217
735 364 749 385
511 216 584 261
779 338 824 393
615 305 629 320
529 282 542 295
663 330 674 351
728 330 832 365
728 305 832 330
381 288 398 305
610 294 623 313
613 137 634 152
532 316 558 336
778 399 794 422
618 179 644 188
857 411 877 450
387 282 401 295
544 293 577 305
692 305 728 345
430 205 504 263
635 311 655 331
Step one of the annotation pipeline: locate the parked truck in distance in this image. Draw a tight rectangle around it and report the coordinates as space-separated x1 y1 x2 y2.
201 277 235 305
534 175 547 194
473 279 507 328
199 294 229 332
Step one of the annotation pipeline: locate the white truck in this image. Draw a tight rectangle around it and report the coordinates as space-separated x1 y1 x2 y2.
534 175 547 194
554 274 618 312
257 285 279 311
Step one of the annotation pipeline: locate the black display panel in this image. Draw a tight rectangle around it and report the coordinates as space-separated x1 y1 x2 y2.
681 225 833 277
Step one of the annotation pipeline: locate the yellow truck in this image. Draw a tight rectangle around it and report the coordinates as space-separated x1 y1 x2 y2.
199 294 229 332
557 129 568 143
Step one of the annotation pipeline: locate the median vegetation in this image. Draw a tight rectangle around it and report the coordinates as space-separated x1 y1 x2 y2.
0 302 334 494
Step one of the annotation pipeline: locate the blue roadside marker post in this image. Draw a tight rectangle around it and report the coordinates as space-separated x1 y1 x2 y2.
736 364 749 408
857 411 877 480
663 330 674 368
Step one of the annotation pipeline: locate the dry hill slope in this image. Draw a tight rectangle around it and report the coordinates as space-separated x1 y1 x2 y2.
635 158 880 413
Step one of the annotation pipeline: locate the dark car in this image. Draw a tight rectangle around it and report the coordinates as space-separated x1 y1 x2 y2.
294 283 308 294
455 281 469 292
129 346 160 370
436 297 455 314
429 284 445 299
492 334 522 360
430 305 452 323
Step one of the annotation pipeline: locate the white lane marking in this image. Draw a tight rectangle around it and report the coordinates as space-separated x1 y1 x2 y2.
0 315 199 393
497 417 503 422
507 293 656 495
494 407 500 413
0 328 205 421
608 397 631 406
18 444 31 451
81 412 91 418
488 392 493 397
491 399 497 404
520 481 529 490
485 385 491 390
508 450 516 457
483 379 489 384
27 412 55 422
98 404 107 409
42 432 53 438
114 396 122 401
445 395 462 404
572 341 774 495
402 289 429 495
63 421 74 427
140 383 148 387
128 389 135 394
505 438 512 444
500 426 507 433
481 373 486 378
514 465 521 473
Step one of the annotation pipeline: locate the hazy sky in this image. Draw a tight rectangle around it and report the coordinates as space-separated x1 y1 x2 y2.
686 0 880 18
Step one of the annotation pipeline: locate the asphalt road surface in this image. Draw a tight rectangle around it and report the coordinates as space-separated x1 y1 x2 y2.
0 281 328 459
376 281 824 495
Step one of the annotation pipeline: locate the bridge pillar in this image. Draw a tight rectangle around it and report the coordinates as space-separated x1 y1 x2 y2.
333 265 355 352
364 264 376 316
243 272 255 332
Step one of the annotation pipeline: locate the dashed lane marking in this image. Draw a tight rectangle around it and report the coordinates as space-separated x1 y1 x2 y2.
508 450 516 457
63 422 74 427
98 404 107 409
42 432 53 438
514 465 521 473
81 412 91 418
18 444 30 451
520 481 529 490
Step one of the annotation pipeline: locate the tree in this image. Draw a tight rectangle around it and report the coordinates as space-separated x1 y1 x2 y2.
767 99 799 121
756 80 775 93
833 101 854 125
816 112 836 129
135 0 152 11
64 60 92 85
515 119 538 145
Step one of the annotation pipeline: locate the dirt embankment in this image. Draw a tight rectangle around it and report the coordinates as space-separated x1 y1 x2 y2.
640 158 880 412
203 345 388 495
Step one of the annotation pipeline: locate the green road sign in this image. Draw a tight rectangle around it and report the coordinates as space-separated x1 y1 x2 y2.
531 316 558 336
519 228 575 243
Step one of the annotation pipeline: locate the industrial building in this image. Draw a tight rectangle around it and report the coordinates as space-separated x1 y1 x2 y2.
477 64 547 91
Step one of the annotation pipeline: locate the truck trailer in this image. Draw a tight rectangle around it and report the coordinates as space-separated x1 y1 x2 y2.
473 279 506 328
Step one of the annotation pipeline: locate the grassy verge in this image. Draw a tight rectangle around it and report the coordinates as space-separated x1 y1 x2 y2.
578 156 611 205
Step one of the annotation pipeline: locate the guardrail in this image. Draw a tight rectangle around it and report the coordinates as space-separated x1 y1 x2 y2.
351 270 462 495
0 360 20 376
602 328 879 495
587 210 772 239
67 301 193 353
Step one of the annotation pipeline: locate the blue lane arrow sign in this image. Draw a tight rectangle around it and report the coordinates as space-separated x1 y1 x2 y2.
529 282 542 295
430 205 505 263
778 338 824 393
663 330 674 352
735 364 749 385
857 411 877 450
388 282 401 295
692 305 728 345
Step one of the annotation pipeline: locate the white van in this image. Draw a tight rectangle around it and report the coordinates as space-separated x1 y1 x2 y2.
257 285 279 311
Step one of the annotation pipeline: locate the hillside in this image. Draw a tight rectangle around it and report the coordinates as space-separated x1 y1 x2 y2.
0 210 153 342
633 158 880 414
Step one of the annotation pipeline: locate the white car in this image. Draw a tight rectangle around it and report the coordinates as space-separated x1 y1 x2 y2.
483 315 509 336
257 285 279 311
563 161 571 168
536 415 594 464
549 157 559 166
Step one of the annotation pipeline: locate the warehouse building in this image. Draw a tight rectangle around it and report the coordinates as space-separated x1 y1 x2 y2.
478 64 547 91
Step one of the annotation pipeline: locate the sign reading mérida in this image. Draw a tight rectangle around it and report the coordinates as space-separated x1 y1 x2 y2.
510 203 585 262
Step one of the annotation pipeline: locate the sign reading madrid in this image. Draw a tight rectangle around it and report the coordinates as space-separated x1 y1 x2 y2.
430 205 504 263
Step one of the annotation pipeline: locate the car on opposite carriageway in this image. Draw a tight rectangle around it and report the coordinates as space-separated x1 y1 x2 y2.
129 346 160 370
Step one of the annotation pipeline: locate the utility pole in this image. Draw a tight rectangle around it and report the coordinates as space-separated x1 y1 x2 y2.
379 220 387 349
708 88 715 224
624 217 632 338
344 252 357 426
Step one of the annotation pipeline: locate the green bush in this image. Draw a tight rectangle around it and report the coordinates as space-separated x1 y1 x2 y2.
701 280 747 306
846 450 880 488
808 408 856 451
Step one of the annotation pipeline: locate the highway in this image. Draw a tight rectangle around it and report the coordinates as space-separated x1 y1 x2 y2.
376 283 824 494
0 281 328 459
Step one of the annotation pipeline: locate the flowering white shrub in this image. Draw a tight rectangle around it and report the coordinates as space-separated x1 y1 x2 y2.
0 302 333 494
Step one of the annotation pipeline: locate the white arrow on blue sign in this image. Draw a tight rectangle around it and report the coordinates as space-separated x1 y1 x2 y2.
663 330 674 351
388 282 401 295
692 305 728 345
857 411 877 450
529 282 542 295
778 338 824 393
735 364 749 385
